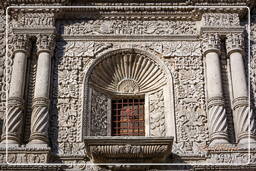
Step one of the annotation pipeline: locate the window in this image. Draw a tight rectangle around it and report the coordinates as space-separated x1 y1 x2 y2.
111 98 145 136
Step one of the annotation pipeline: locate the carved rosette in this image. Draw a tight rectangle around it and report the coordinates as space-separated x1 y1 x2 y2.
226 33 244 56
1 97 24 143
36 34 55 54
207 97 229 142
233 97 256 141
13 34 31 54
202 33 221 55
29 97 49 142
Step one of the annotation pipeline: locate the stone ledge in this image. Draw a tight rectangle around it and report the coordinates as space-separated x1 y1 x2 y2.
84 136 173 163
0 147 51 164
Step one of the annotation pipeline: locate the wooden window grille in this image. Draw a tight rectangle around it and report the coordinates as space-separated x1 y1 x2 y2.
111 98 145 136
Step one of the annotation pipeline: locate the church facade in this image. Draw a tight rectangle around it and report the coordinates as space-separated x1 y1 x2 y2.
0 0 256 170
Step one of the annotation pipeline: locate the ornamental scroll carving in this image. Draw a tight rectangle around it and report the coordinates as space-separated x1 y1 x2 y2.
58 19 198 35
165 56 208 155
90 89 109 136
149 90 166 137
202 13 240 27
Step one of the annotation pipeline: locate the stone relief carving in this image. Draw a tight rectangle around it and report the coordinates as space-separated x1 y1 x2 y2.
56 41 113 57
90 52 166 95
12 12 55 28
90 89 108 136
149 90 166 137
50 43 91 154
165 56 208 155
207 152 256 164
58 19 198 35
202 13 240 27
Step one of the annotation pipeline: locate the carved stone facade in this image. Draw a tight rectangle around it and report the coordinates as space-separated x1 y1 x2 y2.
0 1 256 171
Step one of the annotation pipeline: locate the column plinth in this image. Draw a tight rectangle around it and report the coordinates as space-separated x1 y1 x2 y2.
203 33 229 146
28 34 55 146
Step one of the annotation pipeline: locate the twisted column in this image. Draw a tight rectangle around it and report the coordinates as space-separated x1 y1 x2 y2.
1 34 30 145
28 34 55 146
202 33 229 146
226 33 256 147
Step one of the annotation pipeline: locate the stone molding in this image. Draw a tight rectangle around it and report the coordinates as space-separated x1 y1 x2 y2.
232 96 248 110
207 96 225 109
226 33 244 56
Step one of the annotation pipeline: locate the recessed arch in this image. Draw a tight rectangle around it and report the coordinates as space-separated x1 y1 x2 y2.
82 48 176 140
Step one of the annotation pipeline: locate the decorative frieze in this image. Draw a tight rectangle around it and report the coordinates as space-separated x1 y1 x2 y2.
58 19 198 36
13 12 55 28
202 13 240 27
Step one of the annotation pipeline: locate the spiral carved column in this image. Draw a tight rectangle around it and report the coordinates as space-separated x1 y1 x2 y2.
1 34 30 145
202 33 229 146
28 34 55 146
226 33 256 147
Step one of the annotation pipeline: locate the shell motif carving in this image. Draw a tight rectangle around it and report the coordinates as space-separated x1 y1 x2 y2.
90 52 166 95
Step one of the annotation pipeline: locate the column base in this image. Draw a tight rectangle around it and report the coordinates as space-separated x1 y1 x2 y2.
209 138 230 147
27 139 48 148
0 134 20 147
238 137 256 149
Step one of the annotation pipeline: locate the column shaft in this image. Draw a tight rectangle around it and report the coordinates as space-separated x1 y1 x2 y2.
29 34 55 145
203 33 229 146
226 33 256 146
1 34 30 144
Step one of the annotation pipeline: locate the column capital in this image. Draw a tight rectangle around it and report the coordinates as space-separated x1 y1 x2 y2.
202 33 221 56
13 34 31 54
226 33 244 56
36 34 56 55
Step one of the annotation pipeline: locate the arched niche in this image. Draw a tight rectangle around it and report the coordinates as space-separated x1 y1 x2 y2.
82 48 176 140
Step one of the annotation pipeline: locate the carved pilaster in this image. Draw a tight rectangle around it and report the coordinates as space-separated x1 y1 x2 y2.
226 33 244 56
1 97 24 144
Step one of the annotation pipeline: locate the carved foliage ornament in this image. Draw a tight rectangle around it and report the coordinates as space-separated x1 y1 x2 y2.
226 33 244 55
13 34 31 53
58 19 197 35
202 33 220 55
36 34 56 54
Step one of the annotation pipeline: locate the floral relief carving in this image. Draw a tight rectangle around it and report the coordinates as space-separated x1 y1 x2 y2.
0 10 5 128
165 56 208 155
90 89 108 136
58 19 198 35
149 90 166 137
